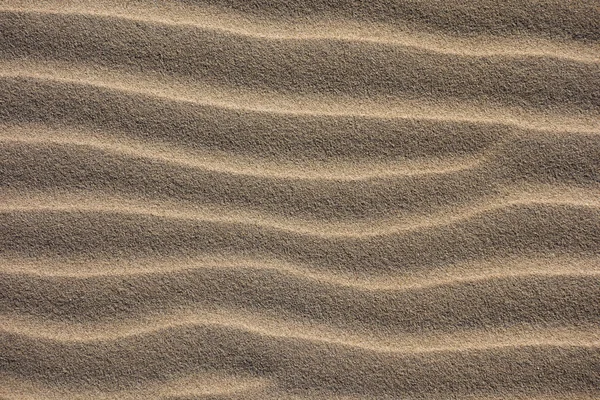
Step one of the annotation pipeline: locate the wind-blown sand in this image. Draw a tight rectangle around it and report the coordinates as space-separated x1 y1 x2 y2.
1 0 599 398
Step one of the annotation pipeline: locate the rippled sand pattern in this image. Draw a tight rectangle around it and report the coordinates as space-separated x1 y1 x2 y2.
1 1 599 399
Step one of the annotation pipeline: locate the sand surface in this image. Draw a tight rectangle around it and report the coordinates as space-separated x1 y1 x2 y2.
1 0 599 399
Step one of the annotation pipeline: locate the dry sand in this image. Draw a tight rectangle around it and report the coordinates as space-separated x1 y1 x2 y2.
1 0 599 399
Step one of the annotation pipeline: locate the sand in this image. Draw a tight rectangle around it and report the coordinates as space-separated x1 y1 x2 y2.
0 0 599 399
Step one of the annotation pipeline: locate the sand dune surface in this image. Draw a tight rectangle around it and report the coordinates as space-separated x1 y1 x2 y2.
1 0 599 399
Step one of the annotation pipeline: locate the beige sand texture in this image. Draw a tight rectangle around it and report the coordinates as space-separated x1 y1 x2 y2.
1 0 600 398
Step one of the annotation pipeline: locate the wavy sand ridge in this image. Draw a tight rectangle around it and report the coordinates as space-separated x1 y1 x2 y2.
1 1 599 399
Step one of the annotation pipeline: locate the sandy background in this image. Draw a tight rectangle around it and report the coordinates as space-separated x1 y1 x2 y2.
1 0 599 398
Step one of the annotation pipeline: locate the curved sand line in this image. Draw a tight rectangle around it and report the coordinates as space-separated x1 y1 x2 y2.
1 189 599 237
0 372 271 400
3 266 598 336
2 311 599 353
1 202 598 271
0 128 484 181
1 14 598 112
2 326 598 395
2 254 599 290
0 374 597 400
1 7 598 63
1 67 598 134
1 125 599 183
2 140 598 221
2 181 600 236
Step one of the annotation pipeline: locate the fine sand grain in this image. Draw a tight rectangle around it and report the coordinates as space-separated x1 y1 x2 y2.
1 1 599 399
